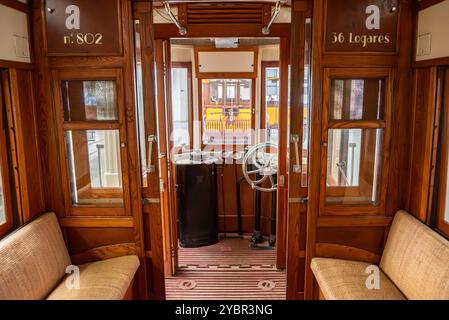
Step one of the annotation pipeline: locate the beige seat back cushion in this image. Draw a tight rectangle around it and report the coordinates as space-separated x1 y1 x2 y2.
380 210 449 300
0 212 71 300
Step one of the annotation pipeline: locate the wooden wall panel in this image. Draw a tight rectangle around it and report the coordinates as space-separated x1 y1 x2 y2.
316 227 385 255
65 227 134 255
407 67 438 222
5 69 45 223
304 0 414 299
286 0 309 299
32 0 66 217
385 0 414 218
30 0 154 299
216 163 275 234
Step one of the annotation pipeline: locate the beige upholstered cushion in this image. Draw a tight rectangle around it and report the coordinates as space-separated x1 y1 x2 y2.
380 210 449 300
311 257 406 300
47 255 140 300
0 212 71 300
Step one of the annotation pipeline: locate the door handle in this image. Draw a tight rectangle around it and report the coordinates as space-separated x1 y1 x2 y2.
147 134 157 173
291 134 301 173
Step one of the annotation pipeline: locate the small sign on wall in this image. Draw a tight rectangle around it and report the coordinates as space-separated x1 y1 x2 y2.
45 0 122 56
325 0 399 53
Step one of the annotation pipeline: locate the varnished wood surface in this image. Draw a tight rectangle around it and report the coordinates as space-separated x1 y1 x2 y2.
70 243 136 265
178 237 276 270
407 67 438 222
166 270 286 300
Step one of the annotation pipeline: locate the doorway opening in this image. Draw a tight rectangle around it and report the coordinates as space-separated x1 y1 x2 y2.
160 37 287 300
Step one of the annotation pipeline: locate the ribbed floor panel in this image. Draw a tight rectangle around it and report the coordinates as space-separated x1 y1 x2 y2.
178 237 276 270
166 270 286 300
167 238 285 300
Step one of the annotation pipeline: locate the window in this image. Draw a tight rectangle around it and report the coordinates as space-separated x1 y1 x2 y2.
171 63 193 149
56 70 128 214
65 130 123 206
262 62 280 145
321 69 390 213
201 79 253 146
134 18 148 188
302 18 312 187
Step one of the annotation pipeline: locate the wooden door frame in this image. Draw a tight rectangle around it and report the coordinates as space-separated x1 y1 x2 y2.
286 2 311 299
157 40 291 276
154 40 179 277
435 68 449 237
0 71 15 238
51 68 132 217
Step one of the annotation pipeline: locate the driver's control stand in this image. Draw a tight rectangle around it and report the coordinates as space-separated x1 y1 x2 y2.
242 143 278 249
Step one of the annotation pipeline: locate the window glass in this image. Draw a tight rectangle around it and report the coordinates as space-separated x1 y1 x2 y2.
302 18 312 187
265 67 280 145
330 79 384 121
134 19 148 188
171 67 190 148
65 130 123 206
202 79 252 145
326 128 383 205
62 80 118 121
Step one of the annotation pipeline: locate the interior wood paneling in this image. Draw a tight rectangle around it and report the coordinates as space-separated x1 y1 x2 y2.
65 227 134 255
304 0 414 299
407 67 438 222
316 227 386 255
30 0 152 299
3 69 45 223
70 242 136 265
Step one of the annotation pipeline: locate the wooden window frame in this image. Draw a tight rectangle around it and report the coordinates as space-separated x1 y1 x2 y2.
0 75 14 237
320 67 393 216
261 61 280 132
435 69 449 236
199 78 256 149
52 68 131 217
171 61 194 149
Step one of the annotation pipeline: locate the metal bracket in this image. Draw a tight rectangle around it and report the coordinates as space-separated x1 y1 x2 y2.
163 1 187 36
291 134 301 173
147 134 157 173
288 197 308 204
262 1 283 35
142 198 161 205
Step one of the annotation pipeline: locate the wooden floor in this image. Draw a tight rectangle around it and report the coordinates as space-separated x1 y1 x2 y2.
178 237 277 270
166 237 286 300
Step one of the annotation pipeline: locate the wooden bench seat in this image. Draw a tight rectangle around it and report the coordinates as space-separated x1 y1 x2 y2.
0 212 139 300
311 210 449 300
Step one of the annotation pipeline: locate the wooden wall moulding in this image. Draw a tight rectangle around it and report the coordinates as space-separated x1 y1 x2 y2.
324 0 399 53
45 0 123 56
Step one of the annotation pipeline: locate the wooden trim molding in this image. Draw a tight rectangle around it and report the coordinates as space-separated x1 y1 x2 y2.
417 0 447 11
316 243 381 264
0 59 33 69
317 216 392 227
0 0 29 14
414 56 449 68
59 217 134 228
70 242 136 265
